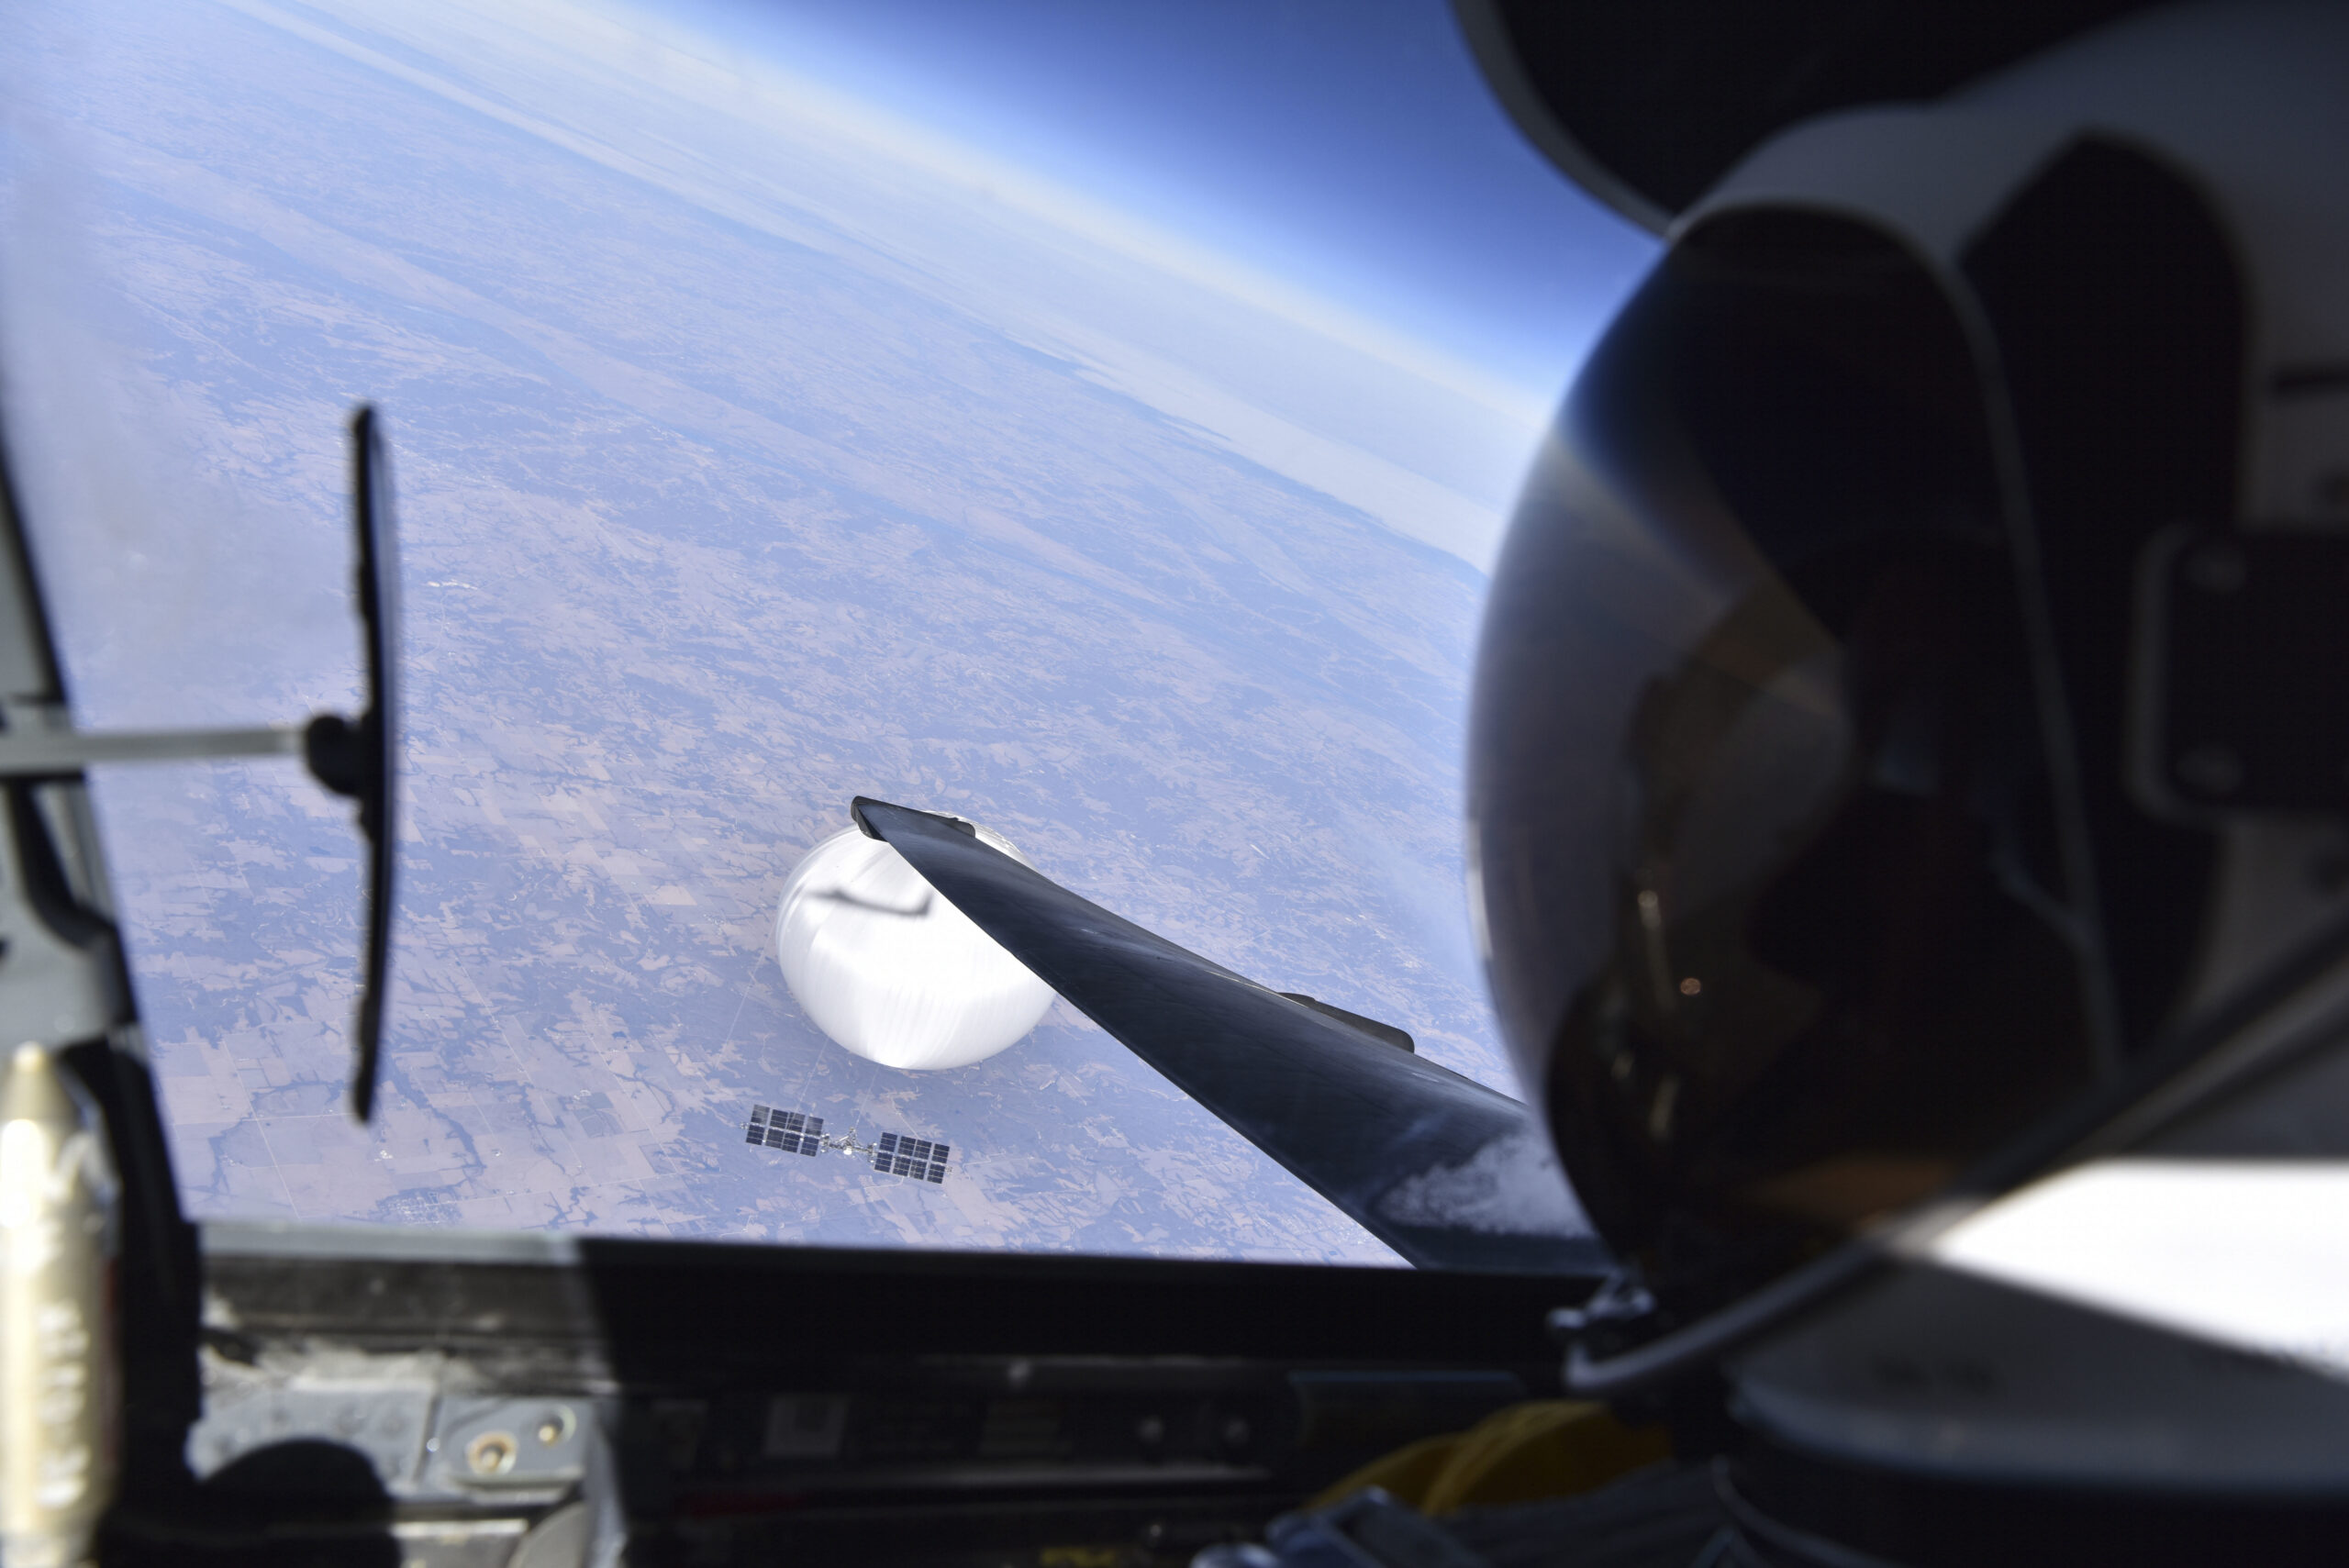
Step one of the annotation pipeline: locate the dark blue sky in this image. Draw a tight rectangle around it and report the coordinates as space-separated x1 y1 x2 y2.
674 0 1658 405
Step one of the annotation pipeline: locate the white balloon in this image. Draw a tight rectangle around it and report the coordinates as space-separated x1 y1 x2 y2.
774 823 1055 1071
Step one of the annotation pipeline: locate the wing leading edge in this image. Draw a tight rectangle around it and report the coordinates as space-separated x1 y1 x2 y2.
853 798 1605 1274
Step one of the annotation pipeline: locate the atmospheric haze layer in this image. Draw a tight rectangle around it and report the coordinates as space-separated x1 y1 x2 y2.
0 0 1586 1262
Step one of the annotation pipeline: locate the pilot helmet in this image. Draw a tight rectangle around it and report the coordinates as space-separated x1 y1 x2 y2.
1466 0 2349 1518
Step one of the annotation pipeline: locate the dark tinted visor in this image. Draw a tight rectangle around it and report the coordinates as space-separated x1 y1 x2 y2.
1470 211 2102 1320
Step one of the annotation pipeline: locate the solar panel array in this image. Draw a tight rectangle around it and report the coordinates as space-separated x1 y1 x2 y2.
745 1104 824 1156
873 1131 951 1184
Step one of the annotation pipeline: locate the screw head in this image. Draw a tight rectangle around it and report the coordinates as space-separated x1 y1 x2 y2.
466 1430 518 1475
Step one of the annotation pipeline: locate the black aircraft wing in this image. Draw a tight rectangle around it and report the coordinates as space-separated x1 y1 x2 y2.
853 798 1604 1274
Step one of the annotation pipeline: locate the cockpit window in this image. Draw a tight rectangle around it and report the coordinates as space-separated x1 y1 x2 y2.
0 0 1653 1259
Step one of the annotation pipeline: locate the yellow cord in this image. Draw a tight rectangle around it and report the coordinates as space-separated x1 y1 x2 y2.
1309 1401 1671 1516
